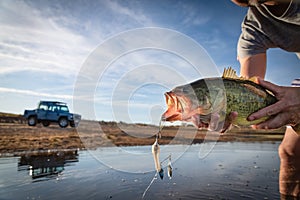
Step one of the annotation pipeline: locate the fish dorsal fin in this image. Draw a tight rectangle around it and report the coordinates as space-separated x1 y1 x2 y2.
222 67 239 79
248 76 259 84
222 67 259 83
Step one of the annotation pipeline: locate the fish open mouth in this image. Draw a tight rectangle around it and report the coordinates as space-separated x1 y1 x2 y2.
161 92 183 121
162 91 215 130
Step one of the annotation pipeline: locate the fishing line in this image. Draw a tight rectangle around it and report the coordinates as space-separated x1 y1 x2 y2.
142 172 158 199
141 153 172 199
142 119 172 199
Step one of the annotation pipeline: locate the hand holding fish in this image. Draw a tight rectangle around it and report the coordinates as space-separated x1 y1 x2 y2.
247 78 300 134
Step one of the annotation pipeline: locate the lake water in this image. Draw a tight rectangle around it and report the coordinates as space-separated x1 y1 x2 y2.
0 142 281 200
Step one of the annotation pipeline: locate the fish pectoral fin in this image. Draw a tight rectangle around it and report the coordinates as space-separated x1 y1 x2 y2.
207 111 228 132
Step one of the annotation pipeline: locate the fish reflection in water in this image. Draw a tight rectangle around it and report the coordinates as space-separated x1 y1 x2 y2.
18 150 79 180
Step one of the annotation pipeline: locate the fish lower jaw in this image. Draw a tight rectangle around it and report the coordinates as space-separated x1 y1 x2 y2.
161 112 183 122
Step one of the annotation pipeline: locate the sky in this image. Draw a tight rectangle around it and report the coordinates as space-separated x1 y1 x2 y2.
0 0 299 125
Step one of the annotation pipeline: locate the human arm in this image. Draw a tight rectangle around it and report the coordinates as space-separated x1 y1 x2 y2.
239 53 266 78
239 53 300 198
232 0 300 196
240 52 300 198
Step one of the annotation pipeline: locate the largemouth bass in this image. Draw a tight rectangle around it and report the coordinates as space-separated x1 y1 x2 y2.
162 67 277 132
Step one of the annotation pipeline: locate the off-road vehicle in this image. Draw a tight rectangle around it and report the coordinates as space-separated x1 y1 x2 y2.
24 101 81 128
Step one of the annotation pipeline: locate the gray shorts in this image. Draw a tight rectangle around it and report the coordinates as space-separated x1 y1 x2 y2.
238 5 300 59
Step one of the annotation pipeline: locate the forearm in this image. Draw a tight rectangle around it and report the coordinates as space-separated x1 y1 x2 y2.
238 53 267 78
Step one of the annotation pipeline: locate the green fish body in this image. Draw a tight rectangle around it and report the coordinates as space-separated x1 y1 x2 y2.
162 67 277 130
190 76 277 126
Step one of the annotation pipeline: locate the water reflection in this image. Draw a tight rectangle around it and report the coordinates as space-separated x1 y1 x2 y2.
0 143 284 200
18 150 78 180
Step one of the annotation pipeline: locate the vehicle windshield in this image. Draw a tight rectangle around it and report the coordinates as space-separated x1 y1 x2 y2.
60 106 69 112
38 104 48 110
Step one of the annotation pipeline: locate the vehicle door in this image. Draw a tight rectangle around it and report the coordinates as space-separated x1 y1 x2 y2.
47 105 60 121
37 103 48 120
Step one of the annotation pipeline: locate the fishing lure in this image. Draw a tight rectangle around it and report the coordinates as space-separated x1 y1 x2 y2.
151 137 164 179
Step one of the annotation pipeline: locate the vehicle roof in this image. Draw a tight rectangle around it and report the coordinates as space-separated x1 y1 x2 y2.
39 101 67 106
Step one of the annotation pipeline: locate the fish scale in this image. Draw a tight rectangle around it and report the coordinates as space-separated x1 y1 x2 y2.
223 78 276 125
190 77 277 126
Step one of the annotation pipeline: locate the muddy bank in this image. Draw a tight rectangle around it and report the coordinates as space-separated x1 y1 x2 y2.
0 117 285 156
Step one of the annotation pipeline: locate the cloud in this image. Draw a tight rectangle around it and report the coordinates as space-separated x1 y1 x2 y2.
70 26 220 122
0 87 73 100
0 0 163 79
179 2 212 27
0 1 93 77
5 0 289 123
104 0 155 27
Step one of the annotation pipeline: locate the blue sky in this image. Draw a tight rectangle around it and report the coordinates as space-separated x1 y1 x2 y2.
0 0 299 124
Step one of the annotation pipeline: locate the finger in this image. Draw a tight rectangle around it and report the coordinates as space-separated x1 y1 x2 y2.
248 101 285 121
254 113 289 130
257 78 281 95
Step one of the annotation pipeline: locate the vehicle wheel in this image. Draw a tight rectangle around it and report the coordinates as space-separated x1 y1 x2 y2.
28 116 37 126
58 117 68 128
42 121 50 127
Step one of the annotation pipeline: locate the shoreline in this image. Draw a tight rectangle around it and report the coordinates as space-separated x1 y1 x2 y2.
0 118 285 156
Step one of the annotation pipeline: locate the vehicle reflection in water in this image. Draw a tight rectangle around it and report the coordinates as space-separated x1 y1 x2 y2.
18 150 79 180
